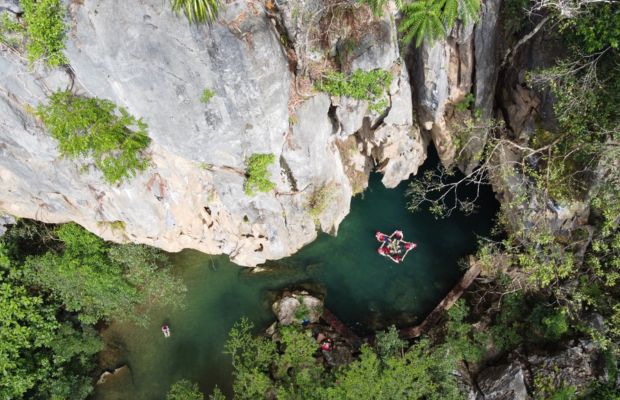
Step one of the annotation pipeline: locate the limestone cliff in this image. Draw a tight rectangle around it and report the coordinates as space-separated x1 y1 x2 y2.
0 0 425 265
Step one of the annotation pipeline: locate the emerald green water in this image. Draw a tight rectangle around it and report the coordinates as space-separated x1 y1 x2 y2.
95 171 497 399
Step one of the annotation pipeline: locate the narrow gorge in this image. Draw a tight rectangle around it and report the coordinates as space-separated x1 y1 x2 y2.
1 0 619 398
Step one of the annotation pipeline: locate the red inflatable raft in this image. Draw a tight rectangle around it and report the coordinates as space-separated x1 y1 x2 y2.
376 230 416 263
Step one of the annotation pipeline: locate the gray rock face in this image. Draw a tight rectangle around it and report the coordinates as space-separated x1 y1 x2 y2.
0 0 424 265
474 340 604 399
0 214 15 237
0 0 20 13
365 67 426 188
476 362 529 400
65 0 290 168
410 22 475 168
528 340 600 393
282 93 352 233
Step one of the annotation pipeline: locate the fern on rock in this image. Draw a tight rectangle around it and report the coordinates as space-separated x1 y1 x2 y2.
399 0 481 47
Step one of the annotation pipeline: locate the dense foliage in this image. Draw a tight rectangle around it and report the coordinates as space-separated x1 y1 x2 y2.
406 1 620 397
20 0 68 67
244 153 277 195
171 0 220 24
166 379 204 400
224 318 464 399
37 91 151 184
399 0 481 47
0 220 186 398
315 69 392 112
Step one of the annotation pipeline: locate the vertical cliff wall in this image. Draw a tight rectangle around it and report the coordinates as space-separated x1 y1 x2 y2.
0 0 426 265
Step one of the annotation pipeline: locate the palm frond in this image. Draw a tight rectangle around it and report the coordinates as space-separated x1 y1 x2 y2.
458 0 481 25
442 0 458 28
400 0 446 48
171 0 219 24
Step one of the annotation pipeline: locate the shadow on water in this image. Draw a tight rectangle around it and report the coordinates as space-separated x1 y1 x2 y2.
95 153 499 399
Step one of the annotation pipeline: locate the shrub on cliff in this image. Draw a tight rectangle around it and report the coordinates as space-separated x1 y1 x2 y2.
171 0 219 24
37 90 151 184
20 0 68 67
315 69 392 113
244 153 277 195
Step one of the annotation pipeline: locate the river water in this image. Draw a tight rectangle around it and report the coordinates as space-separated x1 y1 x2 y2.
95 170 497 399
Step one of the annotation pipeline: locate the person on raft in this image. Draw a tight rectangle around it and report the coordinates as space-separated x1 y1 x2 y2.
162 324 171 338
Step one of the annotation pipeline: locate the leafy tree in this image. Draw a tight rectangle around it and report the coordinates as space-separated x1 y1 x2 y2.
23 223 185 325
37 90 151 184
225 318 462 400
444 300 485 364
399 0 481 47
244 153 277 195
171 0 220 24
20 0 68 67
166 379 204 400
325 340 461 399
375 325 407 359
0 282 101 399
209 386 226 400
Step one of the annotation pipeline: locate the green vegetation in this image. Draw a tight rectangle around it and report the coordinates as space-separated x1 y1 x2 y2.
201 88 215 104
0 281 101 399
307 184 335 221
405 1 620 397
224 318 463 399
19 0 68 67
166 380 204 400
171 0 219 24
399 0 481 47
454 93 475 112
244 153 276 195
22 222 186 325
315 69 392 113
37 90 151 184
0 220 186 398
0 12 25 49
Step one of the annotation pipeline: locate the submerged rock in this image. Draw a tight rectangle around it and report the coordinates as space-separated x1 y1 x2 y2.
96 365 132 386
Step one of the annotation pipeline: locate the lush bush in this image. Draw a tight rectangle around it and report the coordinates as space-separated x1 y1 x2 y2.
37 90 151 184
315 69 392 112
399 0 481 47
244 153 276 195
20 0 68 67
166 380 204 400
171 0 219 24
